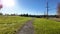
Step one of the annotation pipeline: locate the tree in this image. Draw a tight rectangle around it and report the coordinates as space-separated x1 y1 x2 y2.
11 14 16 16
0 0 3 10
0 13 3 15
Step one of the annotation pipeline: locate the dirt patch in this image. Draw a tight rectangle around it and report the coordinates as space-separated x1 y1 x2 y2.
16 19 34 34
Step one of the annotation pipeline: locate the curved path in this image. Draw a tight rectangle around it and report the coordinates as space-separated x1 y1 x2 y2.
17 19 34 34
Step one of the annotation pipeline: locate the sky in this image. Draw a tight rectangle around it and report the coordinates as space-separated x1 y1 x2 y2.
0 0 60 15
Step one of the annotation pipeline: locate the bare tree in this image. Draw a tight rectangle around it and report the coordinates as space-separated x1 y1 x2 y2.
57 3 60 18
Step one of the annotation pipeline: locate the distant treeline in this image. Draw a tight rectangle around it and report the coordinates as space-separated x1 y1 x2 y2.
19 14 57 18
0 13 59 18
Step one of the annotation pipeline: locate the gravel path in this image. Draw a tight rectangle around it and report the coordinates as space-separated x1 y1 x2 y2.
17 19 34 34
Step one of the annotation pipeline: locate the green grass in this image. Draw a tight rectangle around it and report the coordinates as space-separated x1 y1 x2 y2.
33 18 60 34
0 16 31 34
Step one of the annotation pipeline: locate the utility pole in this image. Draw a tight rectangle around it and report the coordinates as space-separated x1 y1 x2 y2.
46 1 49 19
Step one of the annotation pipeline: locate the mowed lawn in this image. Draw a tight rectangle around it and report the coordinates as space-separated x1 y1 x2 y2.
0 16 31 34
33 18 60 34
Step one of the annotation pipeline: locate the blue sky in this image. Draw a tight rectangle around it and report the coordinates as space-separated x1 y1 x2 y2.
1 0 60 15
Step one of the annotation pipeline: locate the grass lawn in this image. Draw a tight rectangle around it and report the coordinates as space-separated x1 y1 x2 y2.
33 18 60 34
0 16 31 34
